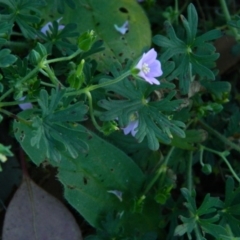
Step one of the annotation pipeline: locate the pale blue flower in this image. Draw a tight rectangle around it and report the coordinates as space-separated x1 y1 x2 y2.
114 21 129 35
122 113 139 137
107 190 123 202
41 18 65 35
135 48 163 85
19 96 33 110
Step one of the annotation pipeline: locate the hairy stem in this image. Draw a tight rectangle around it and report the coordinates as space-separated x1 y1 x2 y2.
143 147 175 195
66 70 131 97
219 0 239 39
201 145 240 183
85 91 103 132
187 151 193 191
199 119 240 153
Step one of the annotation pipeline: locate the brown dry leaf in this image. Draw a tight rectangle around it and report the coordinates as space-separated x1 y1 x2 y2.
215 35 240 75
2 176 82 240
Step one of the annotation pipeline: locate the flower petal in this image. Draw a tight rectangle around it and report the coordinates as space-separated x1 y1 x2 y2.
114 21 129 35
141 48 157 64
145 76 160 85
122 120 138 136
41 18 65 35
148 61 163 77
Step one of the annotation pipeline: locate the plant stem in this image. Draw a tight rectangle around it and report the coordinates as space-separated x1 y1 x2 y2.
0 66 40 102
19 66 40 85
0 99 37 107
187 151 193 191
66 70 131 97
87 70 131 91
85 91 103 132
143 147 175 195
194 224 203 240
0 88 13 102
46 49 82 64
40 67 63 87
201 145 240 183
4 41 29 49
0 108 31 125
40 81 55 87
219 0 240 39
199 119 240 153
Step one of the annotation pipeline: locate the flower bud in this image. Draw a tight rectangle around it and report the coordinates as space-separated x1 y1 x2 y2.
78 30 96 51
29 49 41 65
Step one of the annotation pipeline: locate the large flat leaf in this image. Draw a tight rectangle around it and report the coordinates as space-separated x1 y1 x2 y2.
2 177 82 240
43 0 151 70
13 110 145 227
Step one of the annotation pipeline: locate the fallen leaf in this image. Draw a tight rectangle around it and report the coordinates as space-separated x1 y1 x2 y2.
2 176 82 240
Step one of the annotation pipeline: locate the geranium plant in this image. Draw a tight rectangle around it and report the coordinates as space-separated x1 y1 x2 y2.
0 0 240 239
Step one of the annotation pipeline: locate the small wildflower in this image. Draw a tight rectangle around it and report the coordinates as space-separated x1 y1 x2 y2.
41 18 65 35
19 96 33 110
107 190 123 202
0 153 7 163
135 48 163 85
122 113 139 137
114 21 129 35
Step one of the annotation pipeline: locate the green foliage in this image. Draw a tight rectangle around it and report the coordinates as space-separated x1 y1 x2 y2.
0 49 17 68
0 22 13 47
14 89 89 163
220 177 240 236
174 188 227 239
153 3 222 94
0 144 13 171
0 0 46 38
37 20 79 55
14 105 146 227
1 1 240 239
98 77 185 150
42 0 151 71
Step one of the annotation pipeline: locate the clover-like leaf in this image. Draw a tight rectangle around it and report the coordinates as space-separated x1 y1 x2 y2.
0 22 13 47
14 89 89 163
98 78 185 150
153 3 222 94
0 0 46 38
0 49 17 68
219 177 240 236
38 20 79 55
174 188 226 239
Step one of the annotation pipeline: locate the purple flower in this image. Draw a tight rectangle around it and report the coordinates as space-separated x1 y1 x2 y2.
19 96 33 110
122 117 139 137
135 48 163 85
114 21 129 35
107 190 123 202
41 18 65 35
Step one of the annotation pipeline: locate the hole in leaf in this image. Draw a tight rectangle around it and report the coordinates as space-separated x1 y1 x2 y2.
67 185 75 189
119 7 128 13
87 135 92 140
83 177 88 185
19 131 25 142
96 22 100 26
110 168 114 172
121 37 125 41
14 128 19 133
119 53 123 57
